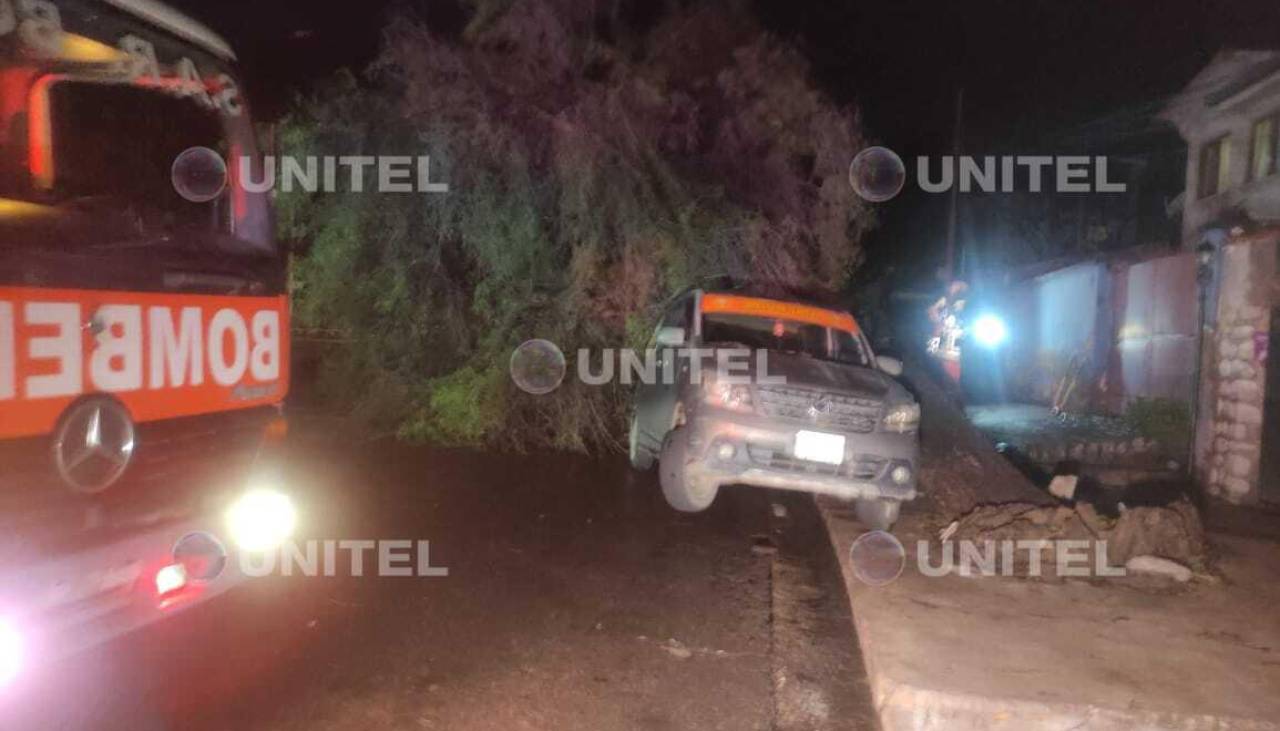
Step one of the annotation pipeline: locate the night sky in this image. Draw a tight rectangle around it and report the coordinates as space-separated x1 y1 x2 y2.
171 1 1280 150
759 1 1280 154
170 0 1280 280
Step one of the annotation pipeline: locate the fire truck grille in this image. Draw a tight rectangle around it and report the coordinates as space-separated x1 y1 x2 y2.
0 407 274 555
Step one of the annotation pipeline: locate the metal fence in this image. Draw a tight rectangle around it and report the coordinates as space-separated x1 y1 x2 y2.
999 249 1198 412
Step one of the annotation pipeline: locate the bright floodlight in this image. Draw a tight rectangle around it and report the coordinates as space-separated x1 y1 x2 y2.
226 488 297 552
0 618 21 686
973 314 1009 348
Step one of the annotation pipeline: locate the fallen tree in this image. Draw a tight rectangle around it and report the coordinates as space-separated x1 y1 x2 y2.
281 0 875 451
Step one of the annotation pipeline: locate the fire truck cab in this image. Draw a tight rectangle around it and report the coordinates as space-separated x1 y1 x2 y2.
0 0 294 687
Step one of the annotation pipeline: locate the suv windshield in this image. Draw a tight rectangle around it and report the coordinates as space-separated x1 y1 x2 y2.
701 313 869 366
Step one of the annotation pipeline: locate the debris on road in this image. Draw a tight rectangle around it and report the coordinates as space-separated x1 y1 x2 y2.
660 638 694 660
1125 555 1194 582
938 520 958 542
903 360 1210 578
1047 473 1079 500
636 635 754 661
931 496 1208 577
751 534 779 556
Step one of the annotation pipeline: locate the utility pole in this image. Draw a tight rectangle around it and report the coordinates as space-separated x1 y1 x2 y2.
944 88 964 282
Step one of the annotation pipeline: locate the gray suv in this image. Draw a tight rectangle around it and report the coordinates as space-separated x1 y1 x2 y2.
628 290 919 529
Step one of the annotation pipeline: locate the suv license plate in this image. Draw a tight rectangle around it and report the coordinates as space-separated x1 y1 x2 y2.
794 431 845 465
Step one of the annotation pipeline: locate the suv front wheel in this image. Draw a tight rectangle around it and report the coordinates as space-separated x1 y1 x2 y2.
855 498 901 531
658 427 718 512
628 415 655 471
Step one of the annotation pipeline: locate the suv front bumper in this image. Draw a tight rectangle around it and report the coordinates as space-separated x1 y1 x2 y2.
679 407 919 502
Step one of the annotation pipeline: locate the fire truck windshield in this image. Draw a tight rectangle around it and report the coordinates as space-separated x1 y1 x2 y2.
0 0 274 262
46 81 230 238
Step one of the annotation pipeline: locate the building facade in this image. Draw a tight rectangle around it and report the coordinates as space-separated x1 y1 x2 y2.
1165 50 1280 505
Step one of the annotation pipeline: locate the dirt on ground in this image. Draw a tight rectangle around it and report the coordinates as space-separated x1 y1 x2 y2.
903 359 1053 518
924 498 1209 577
903 359 1208 576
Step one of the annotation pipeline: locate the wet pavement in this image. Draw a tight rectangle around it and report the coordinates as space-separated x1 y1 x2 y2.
5 431 877 730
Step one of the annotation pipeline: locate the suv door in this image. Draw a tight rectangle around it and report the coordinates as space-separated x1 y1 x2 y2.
632 294 695 457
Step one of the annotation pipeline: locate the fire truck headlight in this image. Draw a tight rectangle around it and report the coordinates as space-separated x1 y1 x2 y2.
226 488 297 553
0 617 22 687
972 314 1008 349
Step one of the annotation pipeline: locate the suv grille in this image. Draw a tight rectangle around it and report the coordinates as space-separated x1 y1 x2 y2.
744 445 887 482
755 385 882 433
746 444 843 475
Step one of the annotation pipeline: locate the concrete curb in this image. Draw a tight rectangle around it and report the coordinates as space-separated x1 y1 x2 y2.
816 497 1280 731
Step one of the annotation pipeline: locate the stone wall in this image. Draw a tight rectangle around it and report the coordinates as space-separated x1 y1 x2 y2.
1203 238 1275 503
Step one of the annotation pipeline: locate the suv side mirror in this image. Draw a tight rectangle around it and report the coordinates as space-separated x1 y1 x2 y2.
876 355 903 377
655 326 686 347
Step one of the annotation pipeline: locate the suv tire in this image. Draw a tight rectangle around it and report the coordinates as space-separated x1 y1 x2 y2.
855 498 901 531
658 427 718 512
628 415 655 471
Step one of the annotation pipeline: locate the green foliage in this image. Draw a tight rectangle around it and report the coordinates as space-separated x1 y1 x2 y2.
285 0 873 451
1124 398 1191 452
398 366 506 444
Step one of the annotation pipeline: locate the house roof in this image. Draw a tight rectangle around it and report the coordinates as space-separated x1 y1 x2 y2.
1162 49 1280 131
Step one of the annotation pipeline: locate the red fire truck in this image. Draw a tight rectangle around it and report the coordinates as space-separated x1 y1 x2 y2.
0 0 295 687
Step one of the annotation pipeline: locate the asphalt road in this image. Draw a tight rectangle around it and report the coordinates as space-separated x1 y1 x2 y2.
6 432 878 730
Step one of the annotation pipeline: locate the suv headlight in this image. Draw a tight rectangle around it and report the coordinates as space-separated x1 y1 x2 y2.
703 379 754 413
882 403 920 433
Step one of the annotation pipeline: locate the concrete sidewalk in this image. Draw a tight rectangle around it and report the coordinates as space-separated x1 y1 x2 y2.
819 499 1280 731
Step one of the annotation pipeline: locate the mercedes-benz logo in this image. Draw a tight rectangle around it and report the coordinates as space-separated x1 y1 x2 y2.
52 398 136 494
807 396 834 420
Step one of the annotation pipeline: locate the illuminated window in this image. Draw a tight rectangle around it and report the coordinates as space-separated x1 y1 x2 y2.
1249 114 1279 181
1199 135 1232 198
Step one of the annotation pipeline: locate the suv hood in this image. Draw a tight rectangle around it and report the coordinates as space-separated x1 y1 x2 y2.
712 348 907 401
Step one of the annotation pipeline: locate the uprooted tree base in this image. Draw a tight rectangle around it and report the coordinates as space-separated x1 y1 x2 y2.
933 501 1209 577
902 358 1209 576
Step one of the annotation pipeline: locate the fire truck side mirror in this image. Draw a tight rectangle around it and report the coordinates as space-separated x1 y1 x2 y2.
281 236 314 257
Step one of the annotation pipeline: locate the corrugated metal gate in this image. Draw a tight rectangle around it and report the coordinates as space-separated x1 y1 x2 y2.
1109 252 1199 407
999 250 1198 411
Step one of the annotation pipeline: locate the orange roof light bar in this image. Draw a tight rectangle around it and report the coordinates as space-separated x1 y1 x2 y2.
700 294 859 334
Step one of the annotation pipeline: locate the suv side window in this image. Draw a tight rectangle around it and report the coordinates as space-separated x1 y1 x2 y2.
662 298 690 330
832 330 869 366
